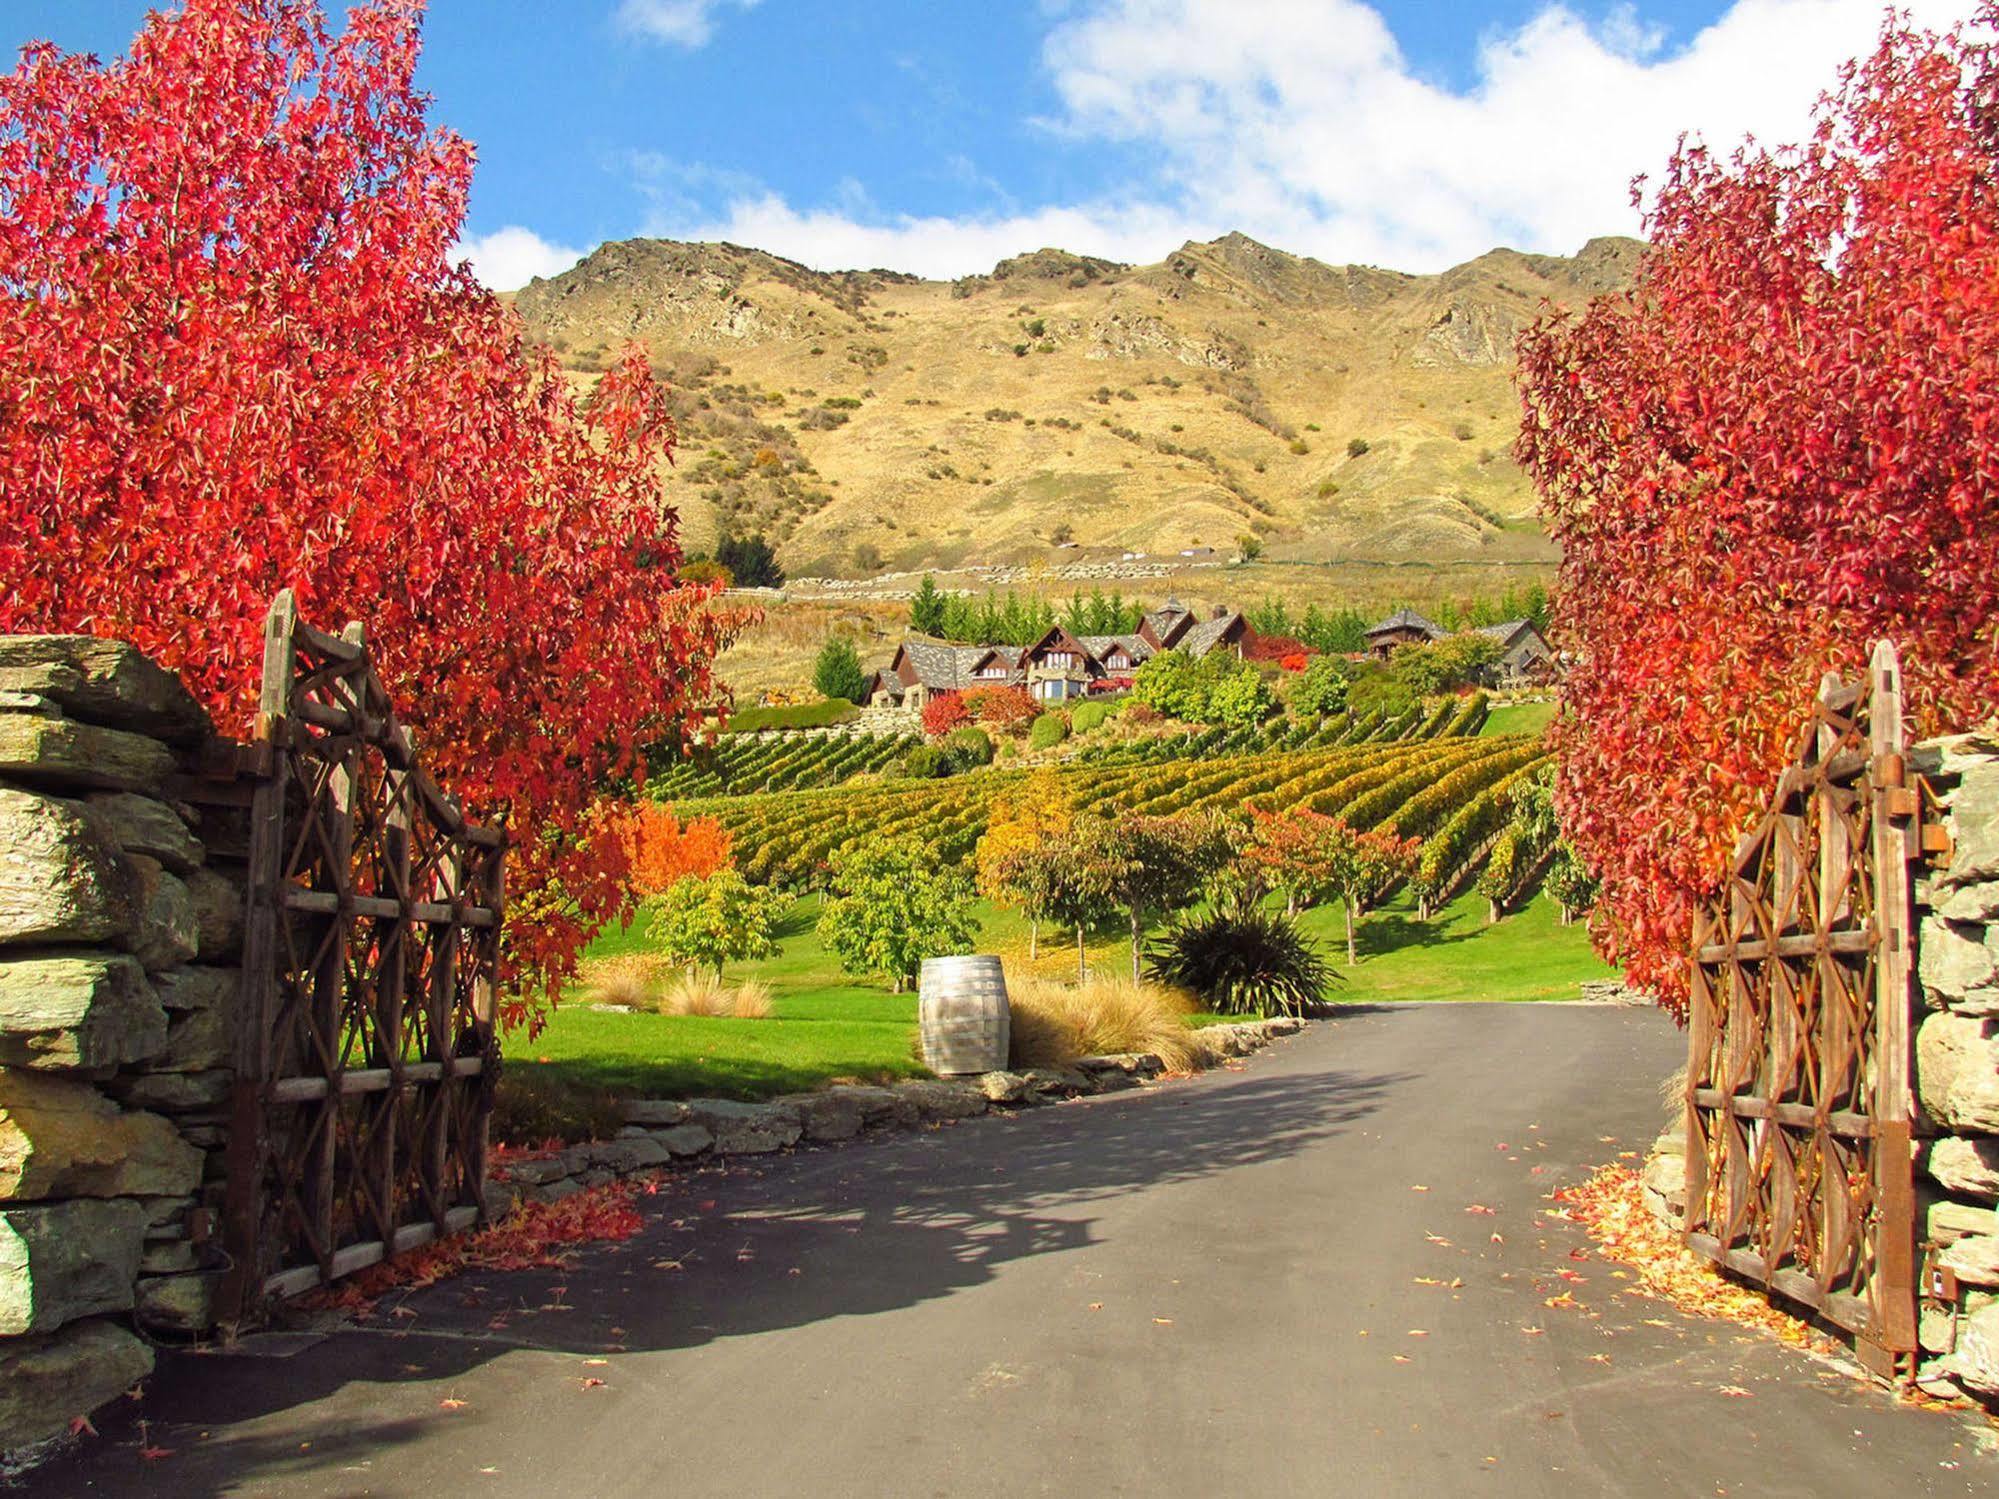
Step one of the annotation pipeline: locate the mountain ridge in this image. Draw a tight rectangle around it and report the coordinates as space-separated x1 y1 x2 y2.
510 231 1643 578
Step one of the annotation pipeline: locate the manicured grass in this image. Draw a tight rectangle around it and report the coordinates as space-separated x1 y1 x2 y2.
1299 885 1614 1004
520 877 1615 1105
1480 700 1555 738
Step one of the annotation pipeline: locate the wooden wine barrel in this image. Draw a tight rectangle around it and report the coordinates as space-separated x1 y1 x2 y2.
918 955 1010 1075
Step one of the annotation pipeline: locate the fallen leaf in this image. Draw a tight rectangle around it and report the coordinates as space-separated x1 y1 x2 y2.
440 1398 468 1412
1717 1386 1754 1398
1088 1303 1103 1311
1465 1204 1497 1216
1153 1318 1174 1326
1410 1185 1430 1192
139 1446 175 1462
1424 1233 1454 1246
1393 1354 1413 1363
579 1378 606 1390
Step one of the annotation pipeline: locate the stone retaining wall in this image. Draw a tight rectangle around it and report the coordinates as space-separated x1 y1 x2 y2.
0 638 246 1457
491 1020 1304 1205
1642 731 1999 1402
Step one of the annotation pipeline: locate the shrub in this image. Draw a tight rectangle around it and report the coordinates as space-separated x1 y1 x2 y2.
729 977 775 1019
901 744 956 778
1147 898 1334 1018
1003 972 1199 1072
1029 712 1070 750
1069 699 1115 735
922 693 971 738
1346 437 1370 458
963 685 1037 733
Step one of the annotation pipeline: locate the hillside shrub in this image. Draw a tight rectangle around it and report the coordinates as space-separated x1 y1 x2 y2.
1070 699 1115 735
1132 650 1272 726
1514 7 1999 1008
1290 656 1351 720
943 726 996 770
963 685 1037 734
922 693 971 738
1029 712 1071 750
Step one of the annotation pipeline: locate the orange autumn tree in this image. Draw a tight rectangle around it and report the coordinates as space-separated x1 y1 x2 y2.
609 804 734 899
0 0 726 1029
1516 7 1999 1016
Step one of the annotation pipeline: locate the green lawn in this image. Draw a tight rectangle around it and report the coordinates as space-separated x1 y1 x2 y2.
1480 700 1555 738
517 895 925 1104
1297 884 1613 1004
511 878 1615 1116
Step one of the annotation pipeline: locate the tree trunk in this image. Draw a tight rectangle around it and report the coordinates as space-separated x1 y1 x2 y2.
1488 898 1501 925
1076 924 1088 982
1029 918 1039 961
1345 898 1358 967
1286 891 1298 918
1130 907 1145 981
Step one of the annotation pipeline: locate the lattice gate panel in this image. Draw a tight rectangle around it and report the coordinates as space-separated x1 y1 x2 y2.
219 592 505 1324
1682 641 1936 1376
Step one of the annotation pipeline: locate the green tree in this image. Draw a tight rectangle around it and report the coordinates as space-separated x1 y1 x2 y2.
817 835 979 991
1237 532 1264 561
1319 821 1421 965
1392 634 1503 696
813 637 868 703
1079 811 1237 979
909 575 947 635
648 870 784 978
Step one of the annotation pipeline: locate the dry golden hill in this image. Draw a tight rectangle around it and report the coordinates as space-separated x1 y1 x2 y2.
511 232 1641 579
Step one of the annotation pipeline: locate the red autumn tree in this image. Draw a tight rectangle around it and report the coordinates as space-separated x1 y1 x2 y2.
0 0 728 1029
1516 7 1999 1016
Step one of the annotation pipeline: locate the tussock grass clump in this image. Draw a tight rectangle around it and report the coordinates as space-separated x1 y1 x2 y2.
581 953 673 1009
730 978 775 1020
1004 970 1199 1072
656 970 775 1019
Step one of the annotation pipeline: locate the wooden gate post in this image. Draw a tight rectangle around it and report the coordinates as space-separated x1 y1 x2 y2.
1864 640 1919 1373
217 590 299 1330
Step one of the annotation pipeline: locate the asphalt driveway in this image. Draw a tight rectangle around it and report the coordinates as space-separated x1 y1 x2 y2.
23 1003 1998 1497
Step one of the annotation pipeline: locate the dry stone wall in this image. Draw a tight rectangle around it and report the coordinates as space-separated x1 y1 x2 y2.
0 637 246 1456
1910 732 1999 1397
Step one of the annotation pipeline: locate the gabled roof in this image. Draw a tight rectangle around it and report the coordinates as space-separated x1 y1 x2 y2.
1077 634 1152 663
1181 611 1249 658
1365 608 1446 640
895 640 1025 691
1474 618 1544 648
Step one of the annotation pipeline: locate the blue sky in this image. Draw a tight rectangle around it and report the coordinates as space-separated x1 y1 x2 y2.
7 1 1984 286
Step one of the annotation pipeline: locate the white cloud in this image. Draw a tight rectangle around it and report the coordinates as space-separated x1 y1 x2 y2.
669 193 1204 278
453 226 585 290
615 0 759 48
635 0 1985 276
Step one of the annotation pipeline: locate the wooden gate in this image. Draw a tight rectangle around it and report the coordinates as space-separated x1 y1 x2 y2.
1683 640 1945 1377
218 591 505 1324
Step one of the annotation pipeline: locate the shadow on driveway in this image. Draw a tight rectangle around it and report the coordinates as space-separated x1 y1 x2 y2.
31 1059 1406 1496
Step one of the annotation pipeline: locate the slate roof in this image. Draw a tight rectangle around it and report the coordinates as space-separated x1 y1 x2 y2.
1474 618 1537 646
1181 612 1247 658
900 642 1023 691
1077 634 1153 664
1365 608 1446 640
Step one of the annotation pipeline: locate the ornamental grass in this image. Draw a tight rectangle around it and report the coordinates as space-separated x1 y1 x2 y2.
1003 970 1199 1072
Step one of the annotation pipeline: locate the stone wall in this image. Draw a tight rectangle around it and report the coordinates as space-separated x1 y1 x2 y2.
0 638 246 1456
1910 732 1999 1397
